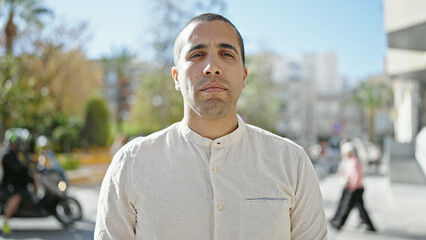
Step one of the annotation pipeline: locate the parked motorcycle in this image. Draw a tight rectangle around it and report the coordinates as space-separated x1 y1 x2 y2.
0 149 82 226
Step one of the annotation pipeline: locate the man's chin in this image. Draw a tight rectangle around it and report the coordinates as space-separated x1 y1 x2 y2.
196 101 231 119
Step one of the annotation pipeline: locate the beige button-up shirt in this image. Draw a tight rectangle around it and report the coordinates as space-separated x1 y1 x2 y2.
95 117 327 239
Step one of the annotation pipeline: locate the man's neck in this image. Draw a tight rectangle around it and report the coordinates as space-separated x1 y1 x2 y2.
183 112 239 140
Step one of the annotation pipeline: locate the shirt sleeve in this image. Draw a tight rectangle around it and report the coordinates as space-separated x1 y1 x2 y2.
290 150 328 240
94 147 137 240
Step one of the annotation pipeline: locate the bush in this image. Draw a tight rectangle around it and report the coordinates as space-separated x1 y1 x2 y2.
56 153 80 170
52 125 80 153
83 98 110 147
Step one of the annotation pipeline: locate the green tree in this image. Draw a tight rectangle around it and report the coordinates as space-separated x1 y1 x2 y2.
0 22 102 143
239 53 281 133
48 114 83 152
1 0 52 55
52 124 80 153
21 23 103 116
83 98 110 147
353 77 392 143
128 68 183 135
0 55 27 138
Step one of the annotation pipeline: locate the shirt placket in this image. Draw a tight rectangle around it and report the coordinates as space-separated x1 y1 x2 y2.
209 139 225 239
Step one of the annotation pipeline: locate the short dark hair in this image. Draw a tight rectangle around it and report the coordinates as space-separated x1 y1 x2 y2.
174 13 245 65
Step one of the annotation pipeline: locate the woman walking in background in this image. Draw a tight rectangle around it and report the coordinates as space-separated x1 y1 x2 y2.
330 141 377 232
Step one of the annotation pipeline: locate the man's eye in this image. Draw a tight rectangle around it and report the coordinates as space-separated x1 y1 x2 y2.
222 52 235 58
190 53 203 59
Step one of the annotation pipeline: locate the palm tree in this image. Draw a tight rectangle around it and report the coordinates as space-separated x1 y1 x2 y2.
353 78 392 143
1 0 52 55
102 46 137 129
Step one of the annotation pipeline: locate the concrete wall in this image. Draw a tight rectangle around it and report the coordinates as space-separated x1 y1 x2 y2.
386 49 426 75
416 127 426 176
385 137 426 184
384 0 426 32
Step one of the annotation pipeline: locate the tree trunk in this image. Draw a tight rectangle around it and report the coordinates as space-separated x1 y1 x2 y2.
367 108 375 143
5 12 17 55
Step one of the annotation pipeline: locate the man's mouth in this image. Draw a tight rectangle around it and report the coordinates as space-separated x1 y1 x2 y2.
201 83 227 93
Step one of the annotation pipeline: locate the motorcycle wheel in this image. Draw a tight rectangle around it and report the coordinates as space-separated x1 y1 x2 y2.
54 197 83 226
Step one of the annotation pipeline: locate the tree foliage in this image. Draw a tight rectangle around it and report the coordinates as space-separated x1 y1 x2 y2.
0 55 40 136
239 53 282 133
83 97 110 147
1 0 52 55
352 77 392 143
0 18 103 145
128 68 183 136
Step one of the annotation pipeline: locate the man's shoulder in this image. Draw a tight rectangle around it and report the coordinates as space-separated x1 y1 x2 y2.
244 123 304 152
122 123 180 151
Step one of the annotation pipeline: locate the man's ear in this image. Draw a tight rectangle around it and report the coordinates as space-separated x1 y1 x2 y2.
242 66 248 88
172 66 181 91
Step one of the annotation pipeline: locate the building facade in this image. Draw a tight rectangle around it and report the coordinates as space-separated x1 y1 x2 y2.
384 0 426 142
384 0 426 182
267 52 345 146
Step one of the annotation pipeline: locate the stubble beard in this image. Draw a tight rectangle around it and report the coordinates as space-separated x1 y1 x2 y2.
184 77 241 120
194 95 233 120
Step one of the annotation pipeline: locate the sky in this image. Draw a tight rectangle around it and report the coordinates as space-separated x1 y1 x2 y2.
43 0 386 82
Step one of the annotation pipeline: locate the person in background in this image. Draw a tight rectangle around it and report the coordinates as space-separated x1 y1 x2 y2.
1 128 35 234
330 141 376 232
95 13 327 239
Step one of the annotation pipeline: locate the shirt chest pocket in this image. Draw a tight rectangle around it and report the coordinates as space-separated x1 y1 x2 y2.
241 195 291 239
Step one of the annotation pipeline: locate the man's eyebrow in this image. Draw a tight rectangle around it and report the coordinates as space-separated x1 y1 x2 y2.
187 43 239 54
187 44 208 54
218 43 239 54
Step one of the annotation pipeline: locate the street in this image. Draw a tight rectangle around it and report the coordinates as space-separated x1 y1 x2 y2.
0 185 100 240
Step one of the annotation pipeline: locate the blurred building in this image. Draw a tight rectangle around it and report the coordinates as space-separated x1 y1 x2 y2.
384 0 426 183
275 80 317 146
270 52 341 94
249 51 393 150
267 52 346 146
316 93 364 141
304 53 342 95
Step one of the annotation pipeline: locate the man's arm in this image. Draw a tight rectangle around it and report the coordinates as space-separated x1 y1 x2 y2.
290 151 328 240
94 148 137 240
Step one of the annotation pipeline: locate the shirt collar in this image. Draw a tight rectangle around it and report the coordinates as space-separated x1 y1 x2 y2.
177 115 246 149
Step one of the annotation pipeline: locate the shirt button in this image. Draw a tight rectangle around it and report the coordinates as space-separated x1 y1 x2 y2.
204 141 211 147
212 167 218 173
217 204 223 211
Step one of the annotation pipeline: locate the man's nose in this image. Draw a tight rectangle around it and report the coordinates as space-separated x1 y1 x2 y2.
203 56 222 77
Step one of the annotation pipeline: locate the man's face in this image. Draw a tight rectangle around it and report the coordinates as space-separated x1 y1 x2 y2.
172 20 248 120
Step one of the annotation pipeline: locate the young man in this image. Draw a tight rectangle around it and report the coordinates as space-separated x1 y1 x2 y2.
95 13 327 239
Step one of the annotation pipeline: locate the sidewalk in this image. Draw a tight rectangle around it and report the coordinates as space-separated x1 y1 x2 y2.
321 173 426 240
